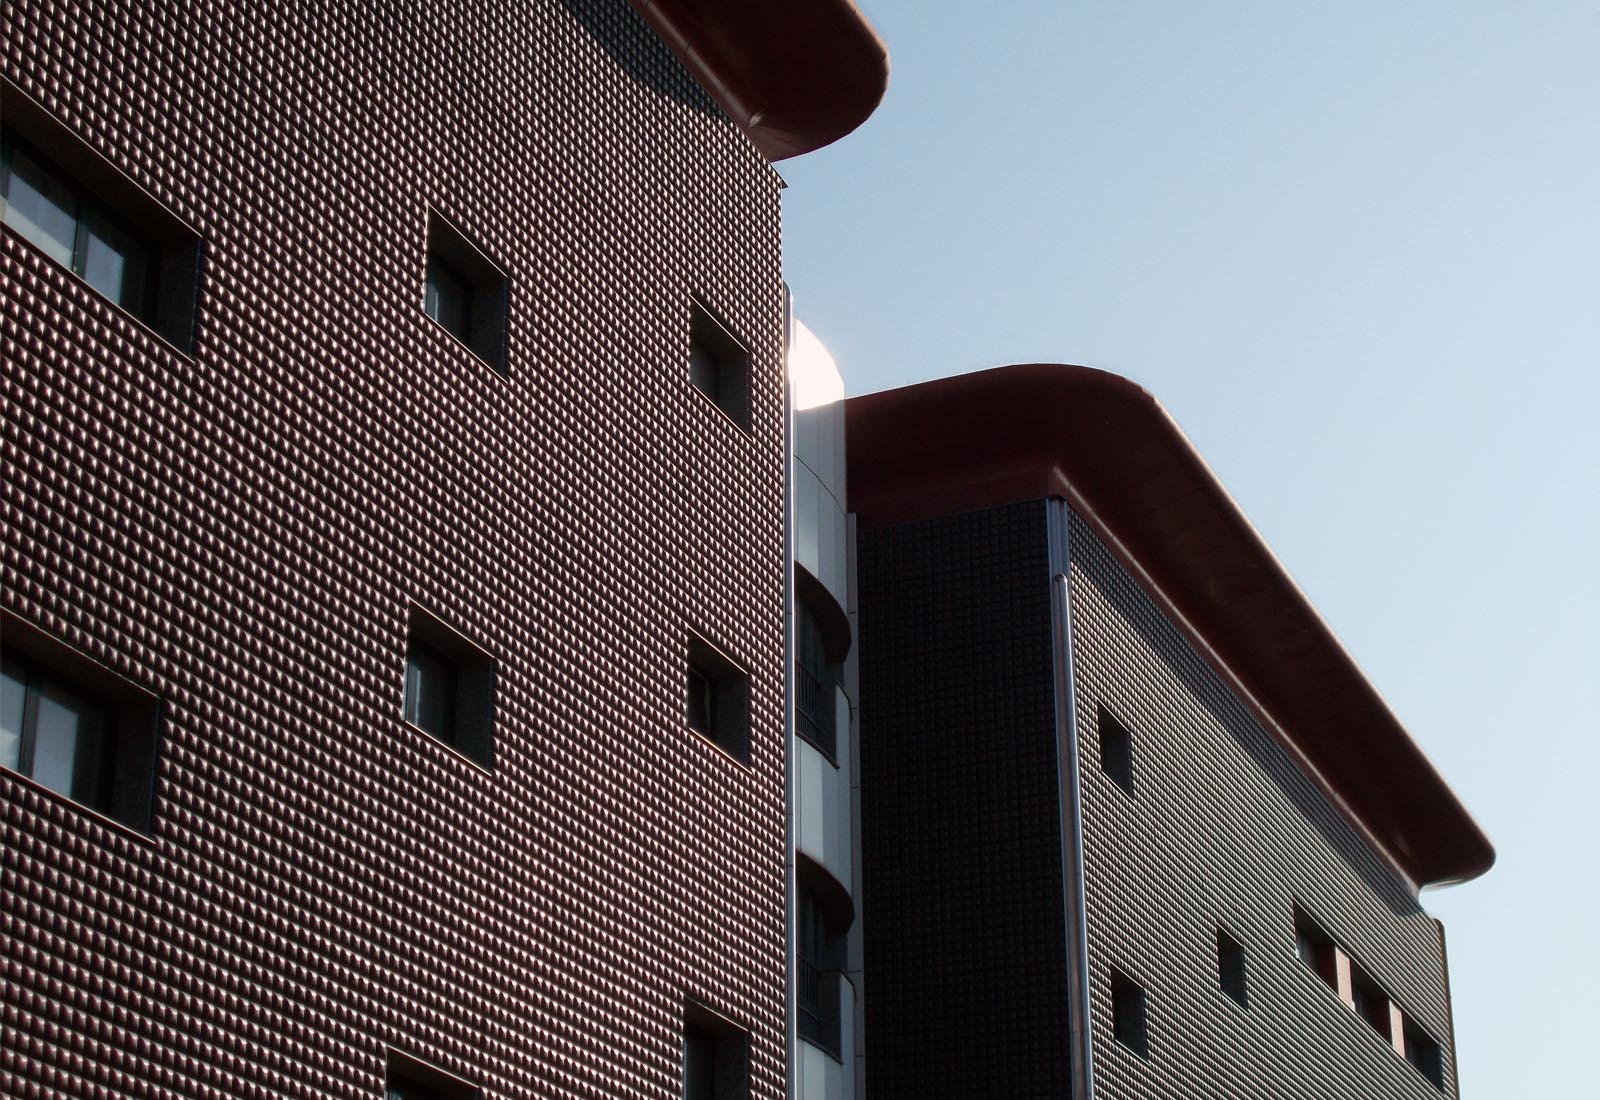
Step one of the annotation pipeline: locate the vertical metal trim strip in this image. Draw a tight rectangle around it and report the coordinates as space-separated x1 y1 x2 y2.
782 282 799 1100
1047 499 1095 1100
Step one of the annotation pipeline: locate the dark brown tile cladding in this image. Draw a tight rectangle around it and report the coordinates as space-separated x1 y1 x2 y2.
856 501 1074 1098
2 2 787 1097
1069 511 1457 1100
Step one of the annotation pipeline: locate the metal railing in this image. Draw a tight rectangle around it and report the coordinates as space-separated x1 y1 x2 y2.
796 957 842 1059
794 661 836 759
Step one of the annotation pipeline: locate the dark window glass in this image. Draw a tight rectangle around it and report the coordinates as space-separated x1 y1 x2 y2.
685 632 750 763
687 666 713 738
384 1050 477 1100
425 253 472 340
0 649 113 810
2 141 76 265
423 209 508 372
682 1007 749 1100
1098 704 1133 793
1404 1019 1445 1089
795 600 836 758
1293 906 1339 990
683 1028 717 1100
1110 968 1149 1058
796 881 843 1057
1217 929 1248 1007
405 637 458 743
1351 966 1392 1041
1 134 151 312
687 298 751 430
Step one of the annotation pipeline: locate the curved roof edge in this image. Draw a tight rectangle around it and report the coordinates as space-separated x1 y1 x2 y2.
628 0 889 160
845 364 1494 890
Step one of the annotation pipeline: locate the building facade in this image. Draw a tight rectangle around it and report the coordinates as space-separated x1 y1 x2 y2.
847 365 1494 1100
2 4 1495 1099
1 2 885 1099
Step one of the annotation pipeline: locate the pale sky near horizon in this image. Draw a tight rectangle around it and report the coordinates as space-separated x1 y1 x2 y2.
780 3 1599 1096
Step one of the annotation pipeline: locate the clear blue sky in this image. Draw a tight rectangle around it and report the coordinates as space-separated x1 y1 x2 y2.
781 2 1599 1095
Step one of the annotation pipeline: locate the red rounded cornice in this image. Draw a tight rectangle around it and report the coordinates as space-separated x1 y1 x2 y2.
628 0 889 160
847 364 1494 889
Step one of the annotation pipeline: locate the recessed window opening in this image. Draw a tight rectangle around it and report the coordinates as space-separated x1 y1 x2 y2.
1216 928 1248 1008
1292 905 1339 991
796 872 849 1059
0 612 160 832
687 296 751 431
385 1049 480 1100
685 630 750 764
1 84 203 352
423 208 508 373
1110 967 1149 1059
1350 964 1392 1042
404 607 496 768
1403 1018 1445 1090
1097 703 1133 793
683 1001 749 1100
795 598 837 759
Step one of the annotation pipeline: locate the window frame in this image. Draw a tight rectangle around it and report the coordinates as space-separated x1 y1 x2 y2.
0 78 204 354
403 606 497 770
0 610 162 833
682 999 750 1100
1216 927 1249 1009
1096 703 1134 795
1109 966 1150 1059
423 207 509 374
685 629 751 765
687 296 752 432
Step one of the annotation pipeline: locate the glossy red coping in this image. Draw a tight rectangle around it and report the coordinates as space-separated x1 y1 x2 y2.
846 364 1494 889
628 0 888 160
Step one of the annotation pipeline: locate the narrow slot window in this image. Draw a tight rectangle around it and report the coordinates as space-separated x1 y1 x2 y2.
403 607 496 768
1097 704 1133 793
1217 928 1248 1008
1293 905 1339 990
687 297 752 431
1350 965 1392 1042
1403 1018 1445 1090
685 630 750 764
1110 968 1149 1058
423 208 509 373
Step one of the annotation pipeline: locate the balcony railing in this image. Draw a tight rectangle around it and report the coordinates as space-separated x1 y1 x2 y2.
796 957 843 1059
795 660 836 759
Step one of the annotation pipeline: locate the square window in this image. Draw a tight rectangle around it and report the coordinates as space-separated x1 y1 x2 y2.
385 1049 480 1100
1 611 160 832
1403 1018 1445 1090
685 630 750 764
683 1002 749 1100
1216 928 1248 1008
1097 704 1133 794
687 297 751 431
2 84 203 352
404 607 496 768
1110 967 1149 1058
1292 905 1339 991
423 208 509 373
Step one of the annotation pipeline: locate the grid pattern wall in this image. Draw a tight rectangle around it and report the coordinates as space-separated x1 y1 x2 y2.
856 501 1072 1098
1067 510 1457 1099
1 2 789 1098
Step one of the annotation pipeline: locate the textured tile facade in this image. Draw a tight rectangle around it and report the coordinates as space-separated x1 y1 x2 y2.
854 498 1459 1099
2 2 789 1097
856 502 1074 1098
1068 510 1456 1100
